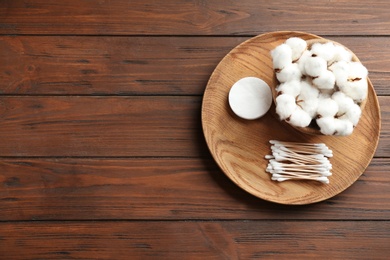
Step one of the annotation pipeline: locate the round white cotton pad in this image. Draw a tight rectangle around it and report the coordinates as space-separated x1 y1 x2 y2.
228 77 272 120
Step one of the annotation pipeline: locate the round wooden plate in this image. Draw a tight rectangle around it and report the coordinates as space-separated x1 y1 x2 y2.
201 31 381 205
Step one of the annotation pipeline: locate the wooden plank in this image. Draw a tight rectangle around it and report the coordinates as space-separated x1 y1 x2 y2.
1 0 390 36
0 158 389 221
1 221 389 259
0 96 388 157
0 96 208 157
0 36 389 95
0 36 240 95
379 96 390 157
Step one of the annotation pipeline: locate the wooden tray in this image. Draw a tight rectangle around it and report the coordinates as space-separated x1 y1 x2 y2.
201 31 381 205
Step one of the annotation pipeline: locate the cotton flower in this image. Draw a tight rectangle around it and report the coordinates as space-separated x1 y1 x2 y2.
332 91 355 115
298 95 319 118
319 88 335 97
299 79 320 100
334 118 354 136
337 62 369 102
316 117 336 135
310 42 336 63
276 63 302 83
285 37 307 61
330 60 350 89
312 70 336 90
338 78 368 102
295 80 320 118
318 91 332 99
317 97 339 118
271 44 293 71
335 61 368 85
275 94 297 120
304 56 327 77
287 107 312 127
276 80 301 97
329 60 349 79
297 50 311 75
330 44 353 64
339 102 362 126
348 62 368 79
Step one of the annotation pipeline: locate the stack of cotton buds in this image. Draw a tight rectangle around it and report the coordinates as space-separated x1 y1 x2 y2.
265 140 333 184
270 37 368 136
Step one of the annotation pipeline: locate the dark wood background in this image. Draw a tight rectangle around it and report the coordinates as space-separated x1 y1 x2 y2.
1 1 389 259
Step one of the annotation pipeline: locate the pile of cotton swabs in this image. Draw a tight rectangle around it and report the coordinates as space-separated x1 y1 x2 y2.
265 140 333 184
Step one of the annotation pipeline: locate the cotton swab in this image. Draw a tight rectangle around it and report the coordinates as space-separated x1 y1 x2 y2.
265 140 333 184
273 176 330 184
270 160 332 170
270 140 333 157
271 142 333 157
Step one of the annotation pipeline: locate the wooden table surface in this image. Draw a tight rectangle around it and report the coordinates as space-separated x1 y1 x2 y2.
1 1 389 259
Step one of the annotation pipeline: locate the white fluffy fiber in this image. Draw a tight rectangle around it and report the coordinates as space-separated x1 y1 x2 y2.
285 37 307 61
310 42 336 62
270 44 292 71
276 80 301 97
275 94 297 120
288 107 312 127
304 56 327 77
276 63 302 83
317 97 339 118
271 37 369 136
312 70 335 90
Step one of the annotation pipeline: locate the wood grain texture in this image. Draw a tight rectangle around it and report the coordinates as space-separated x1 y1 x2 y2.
0 96 207 157
0 0 389 258
0 36 389 95
0 96 388 157
1 0 390 36
0 158 389 221
1 221 389 259
0 36 240 95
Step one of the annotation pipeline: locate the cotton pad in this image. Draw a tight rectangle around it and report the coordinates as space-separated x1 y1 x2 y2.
228 77 272 120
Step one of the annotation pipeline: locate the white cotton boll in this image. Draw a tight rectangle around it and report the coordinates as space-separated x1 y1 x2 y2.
287 107 312 127
304 56 327 77
299 79 320 99
336 61 368 102
312 70 336 90
330 45 353 64
319 88 335 96
332 91 355 115
339 79 368 102
285 37 307 61
317 97 339 118
271 44 293 71
276 63 302 83
329 60 349 76
334 118 354 136
299 95 319 118
330 60 349 88
348 62 368 80
296 80 319 118
276 80 301 97
316 116 336 135
297 50 311 75
318 91 331 99
275 94 297 120
339 103 361 126
310 42 336 62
